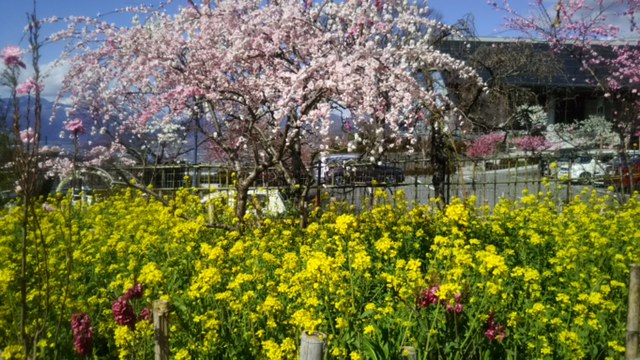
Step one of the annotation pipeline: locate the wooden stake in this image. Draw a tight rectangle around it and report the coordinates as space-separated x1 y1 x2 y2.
401 346 417 359
626 264 640 360
153 300 170 360
300 331 326 360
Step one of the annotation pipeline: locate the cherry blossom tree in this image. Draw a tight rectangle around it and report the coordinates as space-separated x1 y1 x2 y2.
59 0 482 218
491 0 640 149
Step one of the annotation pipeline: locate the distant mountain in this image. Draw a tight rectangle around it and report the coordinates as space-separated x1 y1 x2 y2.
1 97 72 149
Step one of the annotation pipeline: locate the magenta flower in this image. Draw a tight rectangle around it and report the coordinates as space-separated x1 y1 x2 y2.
15 79 44 95
124 283 144 300
484 312 507 343
417 285 441 308
446 293 464 315
446 303 464 315
64 118 85 136
139 307 152 322
1 46 26 68
112 297 137 328
71 313 93 356
20 128 35 144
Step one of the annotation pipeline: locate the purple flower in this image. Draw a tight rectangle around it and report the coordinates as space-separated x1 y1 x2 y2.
124 283 144 300
1 46 26 68
112 297 137 328
71 313 93 356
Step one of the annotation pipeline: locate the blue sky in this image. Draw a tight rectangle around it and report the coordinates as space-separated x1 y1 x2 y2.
0 1 526 57
0 0 528 99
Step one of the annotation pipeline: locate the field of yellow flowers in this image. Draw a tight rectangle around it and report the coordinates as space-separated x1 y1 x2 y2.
1 186 639 359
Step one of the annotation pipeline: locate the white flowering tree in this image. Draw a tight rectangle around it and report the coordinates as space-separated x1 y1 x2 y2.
59 0 482 218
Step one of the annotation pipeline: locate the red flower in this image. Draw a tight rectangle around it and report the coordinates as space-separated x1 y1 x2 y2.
124 283 144 300
417 285 441 308
112 297 137 328
446 302 464 315
71 313 93 356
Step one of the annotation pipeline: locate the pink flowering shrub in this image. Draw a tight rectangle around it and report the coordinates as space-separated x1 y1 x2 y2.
510 136 554 153
465 132 505 160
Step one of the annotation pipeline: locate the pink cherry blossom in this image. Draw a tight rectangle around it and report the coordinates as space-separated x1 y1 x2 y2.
64 118 85 136
1 46 26 68
15 79 44 95
20 128 36 144
58 0 483 217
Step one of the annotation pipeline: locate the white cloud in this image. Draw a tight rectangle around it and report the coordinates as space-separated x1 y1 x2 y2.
0 58 70 101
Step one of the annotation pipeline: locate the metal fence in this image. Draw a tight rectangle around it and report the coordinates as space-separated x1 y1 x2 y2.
95 152 639 212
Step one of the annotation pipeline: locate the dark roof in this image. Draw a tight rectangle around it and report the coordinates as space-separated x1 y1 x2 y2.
438 38 635 89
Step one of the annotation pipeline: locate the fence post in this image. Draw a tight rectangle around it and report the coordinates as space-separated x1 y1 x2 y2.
400 346 417 359
153 300 170 360
300 331 326 360
207 201 214 224
626 264 640 360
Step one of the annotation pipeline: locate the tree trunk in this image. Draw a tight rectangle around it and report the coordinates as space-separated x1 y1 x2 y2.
234 181 250 222
431 122 448 202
